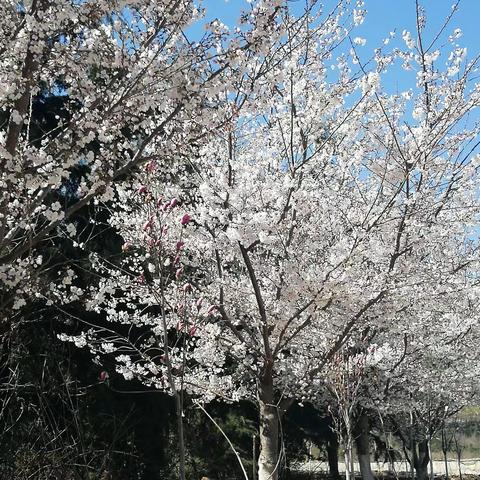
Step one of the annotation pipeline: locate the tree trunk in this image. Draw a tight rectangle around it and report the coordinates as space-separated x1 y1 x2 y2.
414 440 430 480
410 412 415 480
174 391 186 480
253 434 257 480
428 439 434 480
327 435 340 479
345 447 352 480
160 288 186 480
416 462 429 480
441 428 449 480
258 379 279 480
344 412 354 480
355 412 375 480
453 434 462 480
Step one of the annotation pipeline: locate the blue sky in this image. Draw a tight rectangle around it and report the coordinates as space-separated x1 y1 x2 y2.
198 0 480 49
191 0 480 96
199 3 477 61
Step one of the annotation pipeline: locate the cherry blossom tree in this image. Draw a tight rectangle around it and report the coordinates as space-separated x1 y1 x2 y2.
0 0 285 318
49 2 480 480
186 7 480 477
326 292 480 480
325 348 371 480
0 1 289 478
375 300 480 480
56 3 376 478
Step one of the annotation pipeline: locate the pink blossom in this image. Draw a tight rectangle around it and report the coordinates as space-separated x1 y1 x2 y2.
170 197 179 208
196 297 203 311
183 282 192 293
180 213 191 226
99 371 109 382
188 325 197 336
138 185 147 195
143 218 153 231
176 241 185 251
174 254 181 265
175 267 183 279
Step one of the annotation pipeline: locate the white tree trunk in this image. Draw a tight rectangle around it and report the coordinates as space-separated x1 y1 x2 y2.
345 448 352 480
429 440 434 480
441 428 449 480
344 410 354 480
258 380 279 480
